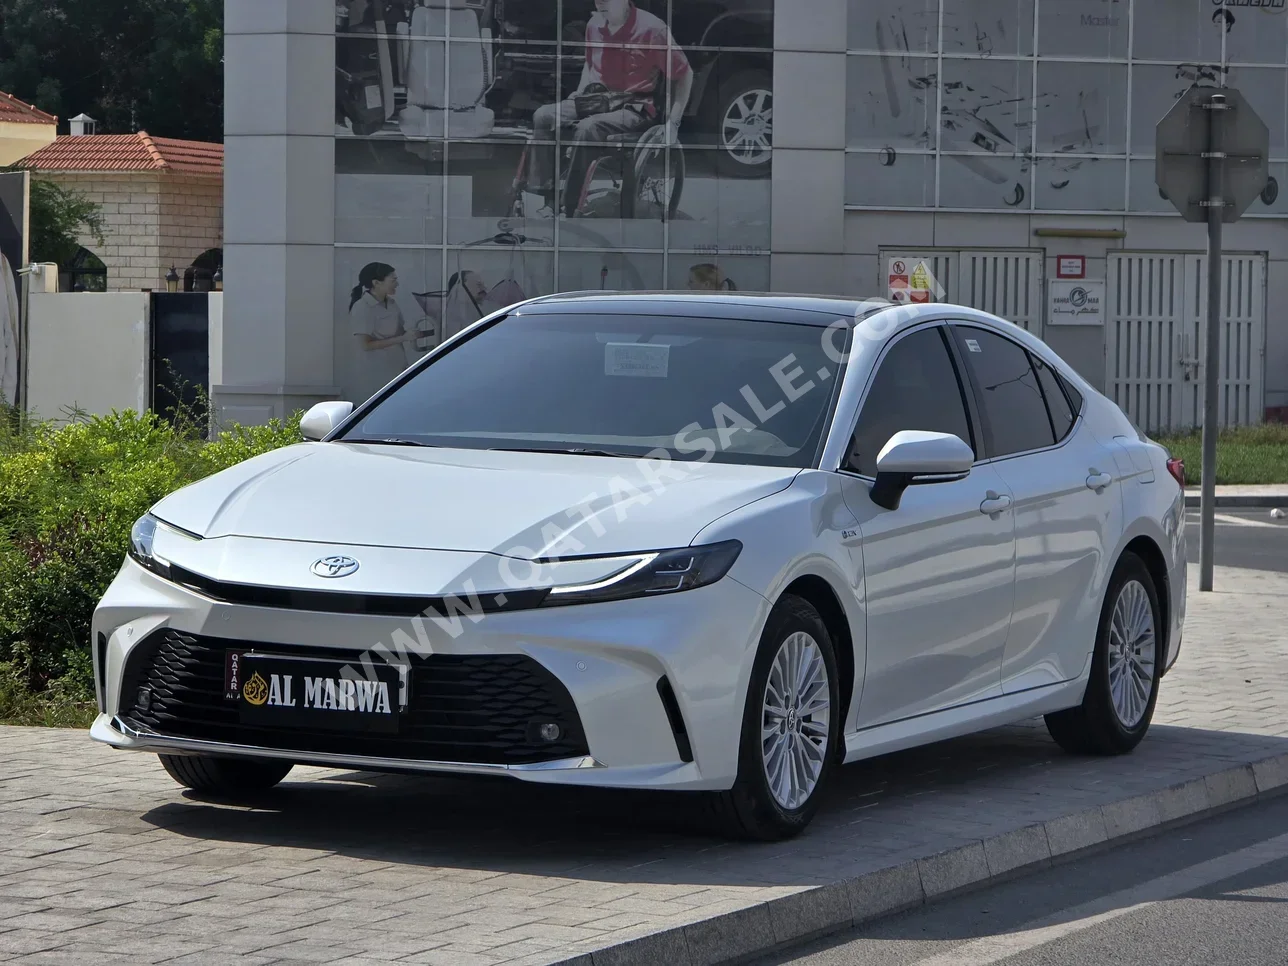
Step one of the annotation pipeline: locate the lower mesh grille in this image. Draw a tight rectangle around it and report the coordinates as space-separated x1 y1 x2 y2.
118 629 589 764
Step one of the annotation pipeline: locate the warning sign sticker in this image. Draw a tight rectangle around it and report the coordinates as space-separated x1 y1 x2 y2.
887 256 945 303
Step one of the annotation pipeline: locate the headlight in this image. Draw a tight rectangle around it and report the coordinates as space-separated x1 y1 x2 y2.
541 540 742 606
128 513 178 578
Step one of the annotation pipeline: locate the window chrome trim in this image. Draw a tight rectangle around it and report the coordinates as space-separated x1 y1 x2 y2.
948 323 1089 466
822 319 980 476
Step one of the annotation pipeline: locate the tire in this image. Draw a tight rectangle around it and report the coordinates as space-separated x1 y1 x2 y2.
708 594 841 840
1045 552 1163 755
704 69 773 178
621 127 685 221
159 753 293 796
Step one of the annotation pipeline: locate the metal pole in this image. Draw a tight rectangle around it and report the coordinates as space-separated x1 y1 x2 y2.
1199 93 1227 593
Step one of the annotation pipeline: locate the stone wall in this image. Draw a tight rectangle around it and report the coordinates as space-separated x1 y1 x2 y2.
38 172 222 292
160 174 223 282
44 173 162 291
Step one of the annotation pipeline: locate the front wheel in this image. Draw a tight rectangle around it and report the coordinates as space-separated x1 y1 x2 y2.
1045 552 1163 755
709 594 840 840
159 753 294 797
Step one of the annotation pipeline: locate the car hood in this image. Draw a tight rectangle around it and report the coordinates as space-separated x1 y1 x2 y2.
151 442 800 557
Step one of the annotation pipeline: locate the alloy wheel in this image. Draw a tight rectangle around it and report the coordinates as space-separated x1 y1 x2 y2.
761 631 831 810
1107 579 1156 728
722 89 773 168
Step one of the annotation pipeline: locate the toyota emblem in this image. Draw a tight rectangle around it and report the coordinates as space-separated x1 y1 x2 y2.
311 555 360 578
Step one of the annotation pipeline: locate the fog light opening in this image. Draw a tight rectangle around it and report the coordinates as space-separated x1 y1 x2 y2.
538 722 562 743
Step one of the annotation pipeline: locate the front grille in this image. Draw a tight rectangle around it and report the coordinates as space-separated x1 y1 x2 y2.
118 629 589 765
167 563 551 617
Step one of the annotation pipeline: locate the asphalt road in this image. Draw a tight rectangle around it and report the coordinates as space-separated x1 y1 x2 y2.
1184 507 1288 573
757 793 1288 966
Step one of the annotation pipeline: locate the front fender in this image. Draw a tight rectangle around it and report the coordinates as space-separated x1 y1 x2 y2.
694 471 868 733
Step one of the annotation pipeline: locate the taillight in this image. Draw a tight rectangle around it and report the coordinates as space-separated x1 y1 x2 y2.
1166 457 1186 489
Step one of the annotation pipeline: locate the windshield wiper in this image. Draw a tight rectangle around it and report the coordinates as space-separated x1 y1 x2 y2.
488 446 638 459
342 437 438 447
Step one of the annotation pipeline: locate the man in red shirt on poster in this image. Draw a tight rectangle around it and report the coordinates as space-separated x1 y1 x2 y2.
529 0 692 214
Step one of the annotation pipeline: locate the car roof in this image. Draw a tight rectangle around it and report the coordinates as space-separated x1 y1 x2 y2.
506 291 1083 386
513 291 897 327
510 291 1036 337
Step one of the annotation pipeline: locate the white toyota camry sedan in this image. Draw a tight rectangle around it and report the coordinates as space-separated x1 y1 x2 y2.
91 293 1186 840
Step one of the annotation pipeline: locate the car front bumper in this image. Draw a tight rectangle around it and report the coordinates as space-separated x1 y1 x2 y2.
91 557 771 791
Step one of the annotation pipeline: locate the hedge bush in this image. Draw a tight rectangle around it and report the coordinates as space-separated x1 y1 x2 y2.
0 405 301 723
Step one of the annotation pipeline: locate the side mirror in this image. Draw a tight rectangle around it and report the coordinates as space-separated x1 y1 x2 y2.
300 401 354 441
870 430 973 511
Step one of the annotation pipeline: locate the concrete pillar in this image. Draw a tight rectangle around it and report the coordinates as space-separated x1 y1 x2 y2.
216 0 337 426
770 0 848 295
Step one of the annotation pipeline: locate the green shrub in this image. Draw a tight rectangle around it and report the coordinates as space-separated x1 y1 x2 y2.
0 404 301 715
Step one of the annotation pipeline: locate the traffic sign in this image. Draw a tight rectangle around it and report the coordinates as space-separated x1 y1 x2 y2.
1156 86 1269 223
1154 87 1269 594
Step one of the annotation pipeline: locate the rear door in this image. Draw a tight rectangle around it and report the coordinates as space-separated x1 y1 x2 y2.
950 324 1122 693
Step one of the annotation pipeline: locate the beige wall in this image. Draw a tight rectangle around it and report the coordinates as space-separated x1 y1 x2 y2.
160 174 223 279
38 172 222 292
43 173 162 291
0 120 56 166
26 292 150 420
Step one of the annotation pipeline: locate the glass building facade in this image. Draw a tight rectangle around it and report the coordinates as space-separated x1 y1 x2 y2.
216 0 1288 426
845 0 1288 214
334 0 776 398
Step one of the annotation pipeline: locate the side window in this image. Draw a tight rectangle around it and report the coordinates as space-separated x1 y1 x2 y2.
846 327 974 477
952 326 1056 457
1032 354 1076 441
1058 371 1084 415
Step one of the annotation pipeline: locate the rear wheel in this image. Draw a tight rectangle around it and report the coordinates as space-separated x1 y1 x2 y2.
621 126 685 220
709 594 839 840
159 753 293 796
1045 552 1162 755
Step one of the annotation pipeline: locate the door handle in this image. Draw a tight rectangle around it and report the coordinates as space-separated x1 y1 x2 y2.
1086 471 1113 491
979 492 1012 515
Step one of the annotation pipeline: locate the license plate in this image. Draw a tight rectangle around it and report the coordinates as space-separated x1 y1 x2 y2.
227 652 405 734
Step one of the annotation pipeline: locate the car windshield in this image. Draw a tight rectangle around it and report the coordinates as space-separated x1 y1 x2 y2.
340 311 848 467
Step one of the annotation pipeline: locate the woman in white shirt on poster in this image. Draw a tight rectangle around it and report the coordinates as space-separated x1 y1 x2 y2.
349 262 419 397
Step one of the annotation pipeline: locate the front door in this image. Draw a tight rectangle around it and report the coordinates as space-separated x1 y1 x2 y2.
838 324 1017 729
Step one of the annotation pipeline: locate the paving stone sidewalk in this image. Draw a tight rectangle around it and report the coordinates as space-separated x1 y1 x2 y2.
2 564 1287 966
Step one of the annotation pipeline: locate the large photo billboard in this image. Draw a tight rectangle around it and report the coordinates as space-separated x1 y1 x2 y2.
334 0 774 400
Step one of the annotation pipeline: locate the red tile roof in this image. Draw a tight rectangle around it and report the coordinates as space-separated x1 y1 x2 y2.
22 131 222 176
0 90 57 125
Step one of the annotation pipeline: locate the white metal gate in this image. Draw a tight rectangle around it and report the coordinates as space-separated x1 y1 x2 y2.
1106 252 1265 434
879 249 1044 332
960 251 1044 333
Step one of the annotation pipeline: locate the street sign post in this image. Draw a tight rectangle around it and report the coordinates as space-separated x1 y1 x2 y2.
1156 87 1269 592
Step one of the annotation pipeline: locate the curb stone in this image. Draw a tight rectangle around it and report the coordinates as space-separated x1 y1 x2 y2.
556 751 1288 966
1183 494 1288 508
